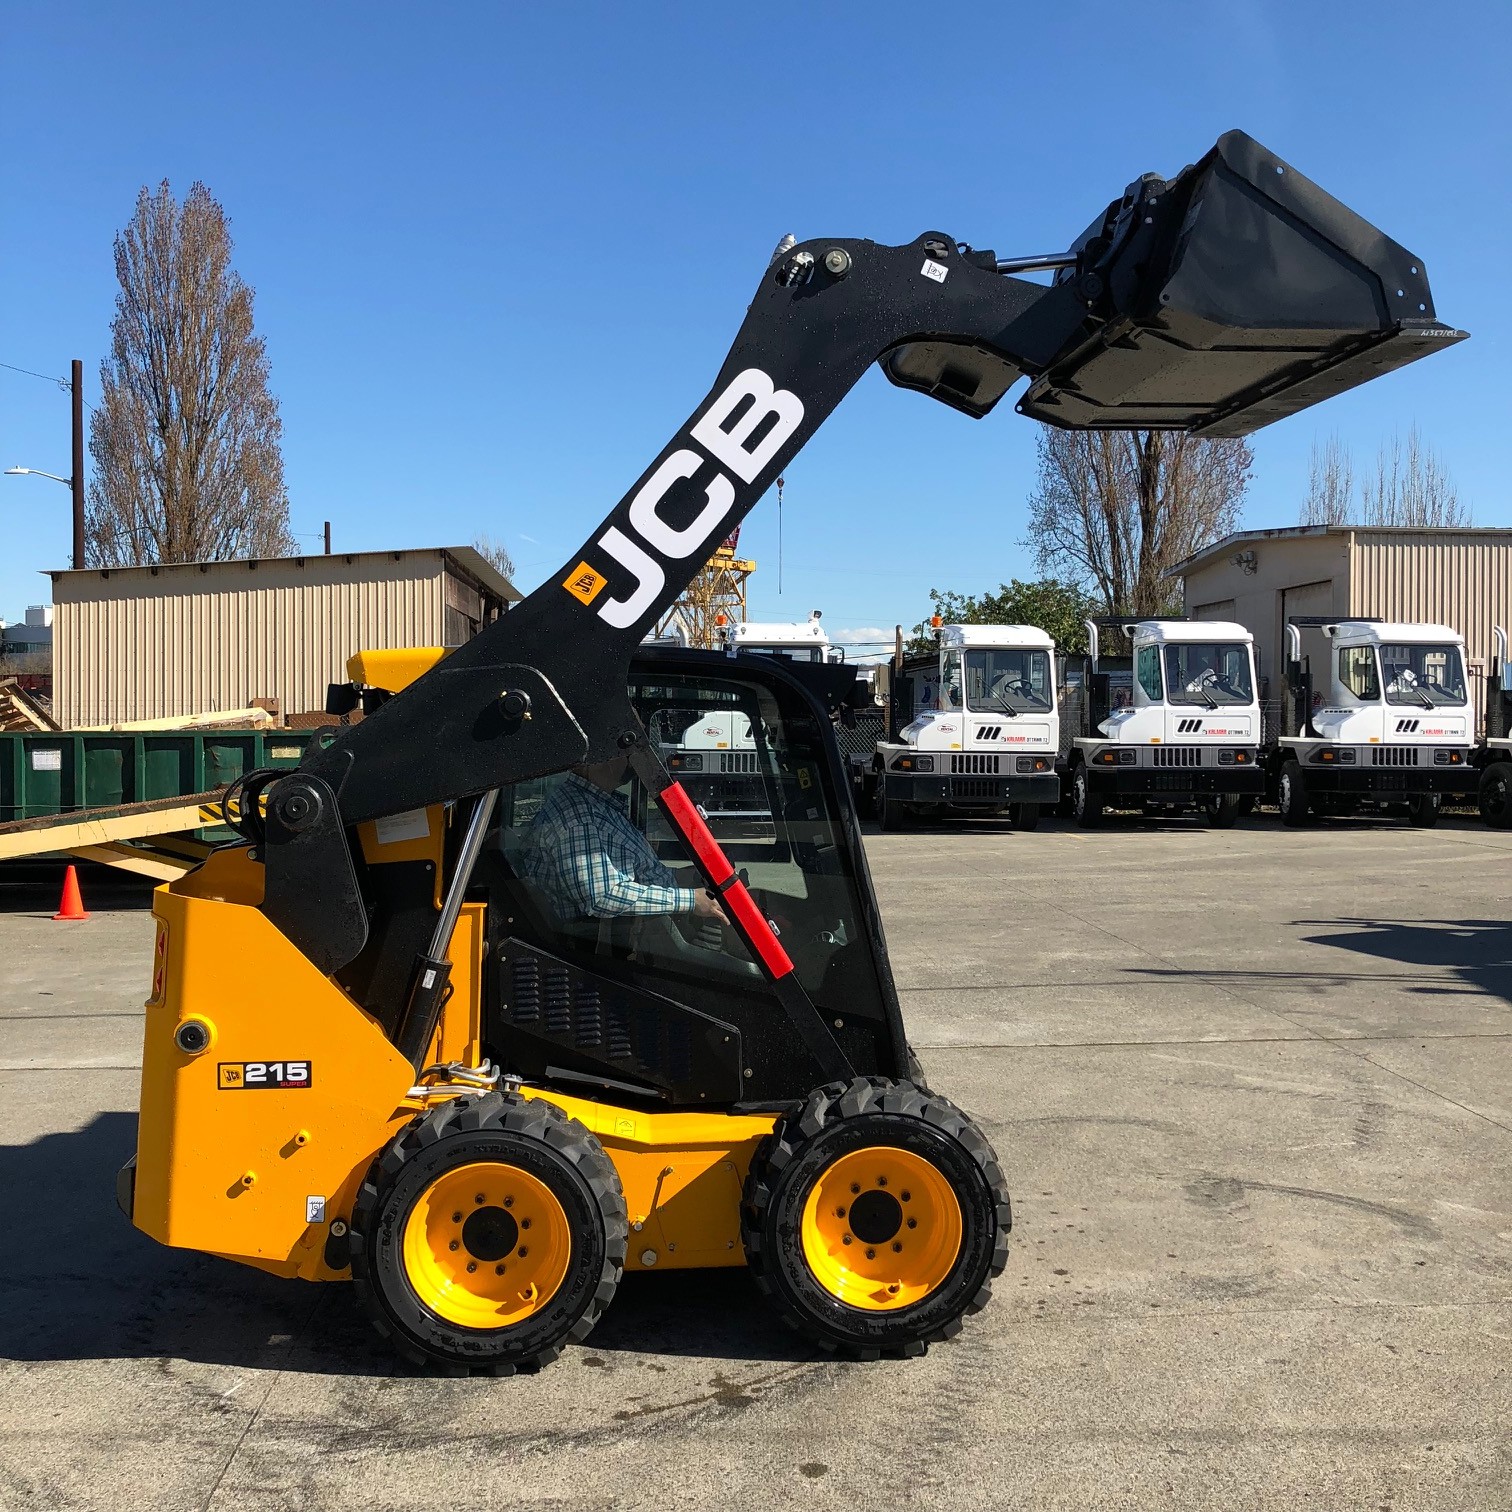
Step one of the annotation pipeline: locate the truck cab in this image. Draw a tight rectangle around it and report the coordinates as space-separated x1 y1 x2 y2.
1070 618 1262 828
1276 620 1474 827
873 624 1059 831
721 613 834 663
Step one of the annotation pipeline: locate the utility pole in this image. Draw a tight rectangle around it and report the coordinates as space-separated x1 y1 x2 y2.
323 520 332 554
70 359 85 569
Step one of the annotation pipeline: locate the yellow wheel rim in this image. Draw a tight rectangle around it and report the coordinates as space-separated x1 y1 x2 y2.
401 1161 572 1329
799 1145 963 1312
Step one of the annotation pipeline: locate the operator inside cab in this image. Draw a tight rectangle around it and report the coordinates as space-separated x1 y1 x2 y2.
520 752 724 925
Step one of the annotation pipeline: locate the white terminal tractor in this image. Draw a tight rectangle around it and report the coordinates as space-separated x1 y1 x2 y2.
1069 618 1263 828
872 623 1059 831
1274 619 1475 827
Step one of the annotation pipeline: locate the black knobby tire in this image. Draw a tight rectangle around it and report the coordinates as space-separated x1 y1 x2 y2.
741 1077 1010 1360
350 1090 626 1375
1406 792 1441 829
1009 802 1040 831
1202 793 1242 829
1072 764 1101 829
1278 761 1311 827
1480 763 1512 830
876 776 912 833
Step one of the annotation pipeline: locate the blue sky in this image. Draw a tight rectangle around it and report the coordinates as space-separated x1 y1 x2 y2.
2 2 1506 647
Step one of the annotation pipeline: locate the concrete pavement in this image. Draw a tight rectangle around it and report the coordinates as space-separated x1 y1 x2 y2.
1 822 1509 1510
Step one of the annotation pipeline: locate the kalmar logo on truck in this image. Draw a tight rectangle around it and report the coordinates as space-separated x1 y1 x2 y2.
564 368 804 629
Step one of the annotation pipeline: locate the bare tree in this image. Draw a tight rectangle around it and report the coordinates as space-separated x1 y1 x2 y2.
1297 426 1470 528
1361 426 1470 527
1301 433 1354 526
88 181 293 566
1024 429 1252 616
471 534 516 580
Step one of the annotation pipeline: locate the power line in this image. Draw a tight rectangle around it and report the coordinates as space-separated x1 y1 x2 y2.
0 360 69 389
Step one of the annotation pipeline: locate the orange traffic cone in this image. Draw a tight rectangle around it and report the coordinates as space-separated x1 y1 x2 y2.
53 864 90 921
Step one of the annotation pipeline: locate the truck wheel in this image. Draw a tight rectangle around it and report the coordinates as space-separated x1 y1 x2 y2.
1479 763 1512 829
1406 793 1441 829
876 778 912 833
742 1077 1010 1359
351 1091 626 1375
1278 761 1311 827
1072 765 1101 828
1202 794 1242 829
1009 802 1040 831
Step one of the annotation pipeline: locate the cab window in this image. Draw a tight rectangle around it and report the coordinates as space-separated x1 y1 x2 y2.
1339 646 1379 700
1136 646 1163 701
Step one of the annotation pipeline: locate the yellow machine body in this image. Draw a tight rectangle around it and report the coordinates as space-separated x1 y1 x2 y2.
131 841 775 1282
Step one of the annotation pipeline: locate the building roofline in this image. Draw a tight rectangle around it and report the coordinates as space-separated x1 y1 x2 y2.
1165 524 1512 579
44 545 521 603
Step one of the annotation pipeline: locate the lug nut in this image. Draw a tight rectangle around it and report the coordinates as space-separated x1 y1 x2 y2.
877 1176 888 1187
901 1191 911 1202
892 1242 903 1253
834 1207 846 1218
518 1247 528 1258
452 1211 462 1223
521 1218 531 1230
907 1218 918 1229
466 1261 476 1273
475 1194 485 1204
495 1264 505 1275
850 1183 860 1194
865 1248 876 1259
504 1197 514 1208
449 1240 460 1251
842 1235 852 1246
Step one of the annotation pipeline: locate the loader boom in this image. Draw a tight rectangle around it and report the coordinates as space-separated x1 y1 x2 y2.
262 130 1462 976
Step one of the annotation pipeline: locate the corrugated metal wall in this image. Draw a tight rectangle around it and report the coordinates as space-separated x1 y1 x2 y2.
54 554 448 728
1348 531 1512 680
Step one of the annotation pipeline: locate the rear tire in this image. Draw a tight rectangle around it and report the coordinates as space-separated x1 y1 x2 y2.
1008 802 1040 831
1072 764 1102 829
1479 762 1512 829
351 1091 626 1375
742 1078 1009 1359
1202 794 1242 829
1406 792 1441 828
1278 761 1311 827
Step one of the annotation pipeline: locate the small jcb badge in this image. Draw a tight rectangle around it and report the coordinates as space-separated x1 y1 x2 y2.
218 1064 243 1089
920 259 949 283
218 1061 312 1090
563 561 608 605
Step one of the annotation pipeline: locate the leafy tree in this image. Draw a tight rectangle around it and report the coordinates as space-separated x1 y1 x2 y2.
907 578 1098 655
1024 428 1251 615
88 181 292 565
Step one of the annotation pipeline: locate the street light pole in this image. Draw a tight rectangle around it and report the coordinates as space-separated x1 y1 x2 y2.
70 359 84 570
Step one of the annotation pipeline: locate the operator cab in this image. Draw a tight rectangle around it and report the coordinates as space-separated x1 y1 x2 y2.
721 612 835 664
1315 622 1472 743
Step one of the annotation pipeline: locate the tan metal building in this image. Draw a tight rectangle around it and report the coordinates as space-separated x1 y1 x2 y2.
48 547 519 729
1170 525 1512 709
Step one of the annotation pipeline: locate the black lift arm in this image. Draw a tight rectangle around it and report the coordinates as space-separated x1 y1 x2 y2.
260 130 1463 979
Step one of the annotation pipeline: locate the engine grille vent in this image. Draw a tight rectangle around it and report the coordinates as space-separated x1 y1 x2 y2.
719 751 760 773
1152 746 1204 768
950 777 1005 799
1371 746 1420 767
950 753 1001 774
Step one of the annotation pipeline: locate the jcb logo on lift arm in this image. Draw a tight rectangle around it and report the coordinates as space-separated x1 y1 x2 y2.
564 369 804 628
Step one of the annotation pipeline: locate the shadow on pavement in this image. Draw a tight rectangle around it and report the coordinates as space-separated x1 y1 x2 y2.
0 860 156 914
0 1113 807 1375
1293 917 1512 1006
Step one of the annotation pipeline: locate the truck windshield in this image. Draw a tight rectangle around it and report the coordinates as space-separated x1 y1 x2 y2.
1163 643 1252 706
964 649 1053 712
1381 643 1467 706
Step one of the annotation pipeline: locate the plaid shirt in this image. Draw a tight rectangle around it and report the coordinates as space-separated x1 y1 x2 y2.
522 773 701 920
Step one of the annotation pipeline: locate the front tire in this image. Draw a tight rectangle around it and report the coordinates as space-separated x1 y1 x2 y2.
1009 802 1040 831
1278 761 1311 827
1479 762 1512 829
742 1078 1009 1359
876 776 913 833
351 1091 626 1375
1202 794 1242 829
1072 764 1102 829
1406 792 1441 828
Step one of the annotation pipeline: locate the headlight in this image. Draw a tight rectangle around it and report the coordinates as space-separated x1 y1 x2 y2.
896 754 933 772
1314 747 1355 765
1216 749 1253 765
1119 749 1137 765
1434 749 1464 765
669 752 704 771
1015 755 1050 773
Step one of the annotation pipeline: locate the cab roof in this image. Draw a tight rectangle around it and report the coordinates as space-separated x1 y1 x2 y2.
729 620 830 645
939 623 1055 650
1132 619 1252 645
1325 621 1464 646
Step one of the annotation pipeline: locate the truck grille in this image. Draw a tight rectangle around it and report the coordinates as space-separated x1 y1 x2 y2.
1370 746 1420 767
950 777 1005 800
719 751 760 773
950 753 1001 774
1152 746 1203 767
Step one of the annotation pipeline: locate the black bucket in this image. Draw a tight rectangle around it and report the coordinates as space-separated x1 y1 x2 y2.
1016 131 1465 436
